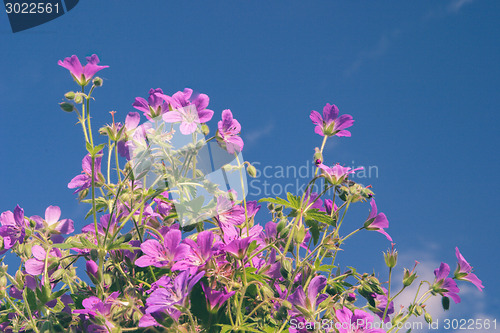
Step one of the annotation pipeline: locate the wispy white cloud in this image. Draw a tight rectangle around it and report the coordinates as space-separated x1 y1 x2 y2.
343 30 400 77
423 0 476 21
448 0 475 13
244 123 274 145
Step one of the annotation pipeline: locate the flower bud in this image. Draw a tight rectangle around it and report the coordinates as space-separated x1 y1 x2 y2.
313 147 323 165
384 243 398 268
441 296 450 310
64 91 75 100
414 304 423 316
86 260 100 283
294 224 306 244
424 312 433 324
59 102 74 113
201 123 210 136
403 268 418 287
246 164 257 178
93 77 103 87
280 259 292 279
73 93 83 104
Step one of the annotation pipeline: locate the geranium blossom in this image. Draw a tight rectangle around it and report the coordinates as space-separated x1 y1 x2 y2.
364 200 392 242
68 153 103 194
162 88 214 135
25 245 62 276
133 88 173 119
0 205 27 251
216 109 244 154
31 205 74 234
310 103 354 137
201 282 235 311
454 247 484 291
58 54 108 86
145 271 204 320
172 230 214 272
335 307 386 333
433 262 461 303
317 163 362 185
135 229 187 269
288 275 328 318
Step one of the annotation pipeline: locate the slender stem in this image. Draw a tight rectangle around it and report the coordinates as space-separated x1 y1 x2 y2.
114 139 122 183
382 267 392 322
107 139 113 185
234 153 249 233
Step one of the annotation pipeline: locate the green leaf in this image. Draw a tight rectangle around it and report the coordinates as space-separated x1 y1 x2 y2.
286 193 302 209
52 242 80 249
80 236 99 249
25 287 38 312
258 197 294 209
304 209 335 226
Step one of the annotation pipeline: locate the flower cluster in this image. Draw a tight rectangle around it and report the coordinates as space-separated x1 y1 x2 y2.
0 54 484 333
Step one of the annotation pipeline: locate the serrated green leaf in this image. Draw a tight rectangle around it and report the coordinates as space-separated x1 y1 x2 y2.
286 193 302 209
258 197 294 208
80 236 99 249
49 288 69 302
52 242 80 249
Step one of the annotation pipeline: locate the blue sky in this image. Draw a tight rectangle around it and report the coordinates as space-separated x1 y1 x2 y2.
1 0 499 330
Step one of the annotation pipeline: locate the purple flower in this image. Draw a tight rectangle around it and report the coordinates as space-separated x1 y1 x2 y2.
433 262 461 304
288 276 328 318
74 292 120 331
117 112 141 160
163 104 212 135
364 200 392 242
370 287 394 323
31 205 74 234
145 271 204 320
335 307 386 333
133 88 173 120
216 109 244 154
135 229 187 269
172 231 214 272
310 103 354 137
0 205 27 251
68 153 103 194
82 214 119 236
25 245 62 276
171 88 212 115
86 260 99 281
215 193 247 234
323 199 338 216
224 237 253 259
317 163 361 185
454 247 484 291
58 54 108 86
201 282 235 311
162 88 214 135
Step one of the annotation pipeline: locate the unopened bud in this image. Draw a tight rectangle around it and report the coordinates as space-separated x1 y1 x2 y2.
59 102 74 113
64 91 75 100
247 164 257 178
294 224 306 244
201 123 210 136
73 93 83 104
384 244 398 268
442 296 450 310
93 77 103 87
424 312 433 324
403 268 418 287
